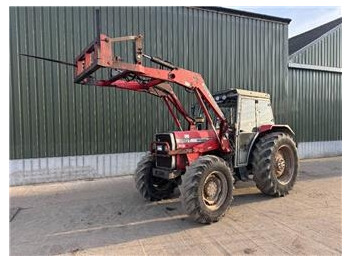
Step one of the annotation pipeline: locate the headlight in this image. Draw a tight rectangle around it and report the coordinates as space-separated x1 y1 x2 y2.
156 145 163 151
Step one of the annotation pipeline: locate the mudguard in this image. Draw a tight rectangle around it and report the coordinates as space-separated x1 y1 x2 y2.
243 124 297 167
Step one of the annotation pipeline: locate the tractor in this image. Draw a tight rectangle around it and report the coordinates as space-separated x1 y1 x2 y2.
71 31 298 224
21 12 298 223
134 88 298 223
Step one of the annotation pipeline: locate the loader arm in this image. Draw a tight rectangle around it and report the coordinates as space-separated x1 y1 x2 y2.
74 34 230 152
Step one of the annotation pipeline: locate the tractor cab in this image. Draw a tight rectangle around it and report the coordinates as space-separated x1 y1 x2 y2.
213 89 275 167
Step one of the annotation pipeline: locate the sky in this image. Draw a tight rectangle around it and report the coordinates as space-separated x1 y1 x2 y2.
230 6 342 37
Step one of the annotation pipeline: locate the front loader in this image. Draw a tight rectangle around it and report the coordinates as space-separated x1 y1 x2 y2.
21 12 298 224
71 31 298 224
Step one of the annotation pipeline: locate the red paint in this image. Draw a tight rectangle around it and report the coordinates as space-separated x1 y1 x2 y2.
174 130 218 148
258 124 274 133
258 124 295 135
75 33 233 170
176 155 187 170
186 153 201 165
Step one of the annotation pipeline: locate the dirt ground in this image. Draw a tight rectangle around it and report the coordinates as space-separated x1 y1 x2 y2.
10 157 342 256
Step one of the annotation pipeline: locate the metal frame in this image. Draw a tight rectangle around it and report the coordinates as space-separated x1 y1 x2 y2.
74 33 230 154
288 62 342 73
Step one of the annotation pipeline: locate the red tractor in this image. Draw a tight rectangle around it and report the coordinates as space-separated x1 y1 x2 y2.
72 32 298 224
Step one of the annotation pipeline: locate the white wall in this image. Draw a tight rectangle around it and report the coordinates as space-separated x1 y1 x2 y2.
9 140 341 186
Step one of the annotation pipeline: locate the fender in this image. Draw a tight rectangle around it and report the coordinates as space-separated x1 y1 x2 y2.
258 124 295 137
244 124 297 167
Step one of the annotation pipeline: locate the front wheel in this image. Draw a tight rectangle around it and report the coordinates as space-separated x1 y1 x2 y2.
179 155 234 224
251 132 298 197
134 152 177 201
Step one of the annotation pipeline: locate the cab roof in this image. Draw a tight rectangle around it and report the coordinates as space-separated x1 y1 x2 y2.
213 88 270 100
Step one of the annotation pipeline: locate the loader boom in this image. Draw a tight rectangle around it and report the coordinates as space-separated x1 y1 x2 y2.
74 33 230 152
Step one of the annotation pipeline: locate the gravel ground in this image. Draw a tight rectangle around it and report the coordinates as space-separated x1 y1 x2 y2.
10 157 342 256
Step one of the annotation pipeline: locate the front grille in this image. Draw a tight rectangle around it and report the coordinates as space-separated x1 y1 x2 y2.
156 156 173 169
155 133 175 169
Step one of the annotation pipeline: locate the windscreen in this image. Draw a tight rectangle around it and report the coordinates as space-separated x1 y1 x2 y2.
216 96 237 127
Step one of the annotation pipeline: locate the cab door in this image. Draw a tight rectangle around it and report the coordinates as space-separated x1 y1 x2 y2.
235 98 258 167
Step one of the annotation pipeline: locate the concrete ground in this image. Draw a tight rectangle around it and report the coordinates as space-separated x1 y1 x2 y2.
10 157 342 256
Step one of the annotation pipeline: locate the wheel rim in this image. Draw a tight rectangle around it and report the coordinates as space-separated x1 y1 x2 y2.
274 145 295 185
202 171 228 211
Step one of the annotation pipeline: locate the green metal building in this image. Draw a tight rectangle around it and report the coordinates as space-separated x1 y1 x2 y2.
288 18 342 158
9 7 342 185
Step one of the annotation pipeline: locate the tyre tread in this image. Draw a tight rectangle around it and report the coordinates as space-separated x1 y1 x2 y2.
252 132 298 197
179 155 233 224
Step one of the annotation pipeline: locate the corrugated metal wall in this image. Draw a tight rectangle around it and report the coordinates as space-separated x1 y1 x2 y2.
288 69 341 142
289 25 342 68
288 25 342 143
10 6 289 159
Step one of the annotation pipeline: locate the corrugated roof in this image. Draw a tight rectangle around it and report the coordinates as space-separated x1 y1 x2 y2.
193 6 292 24
289 17 342 55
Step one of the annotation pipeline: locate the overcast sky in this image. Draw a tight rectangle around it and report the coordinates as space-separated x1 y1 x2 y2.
230 6 342 37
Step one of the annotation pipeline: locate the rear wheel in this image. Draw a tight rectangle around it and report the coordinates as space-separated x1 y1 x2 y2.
252 132 298 197
134 152 177 201
179 155 234 224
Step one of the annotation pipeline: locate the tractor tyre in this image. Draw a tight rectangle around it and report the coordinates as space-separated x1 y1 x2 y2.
134 152 177 201
252 132 298 197
179 155 234 224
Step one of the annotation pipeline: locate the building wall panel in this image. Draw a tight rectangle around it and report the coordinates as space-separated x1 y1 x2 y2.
288 68 342 142
10 6 289 159
289 25 342 68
